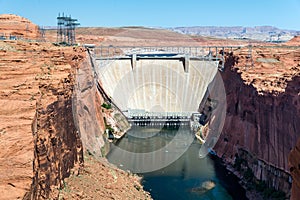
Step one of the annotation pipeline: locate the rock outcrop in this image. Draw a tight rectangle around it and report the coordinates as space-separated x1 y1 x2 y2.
214 47 300 196
0 14 41 40
285 35 300 46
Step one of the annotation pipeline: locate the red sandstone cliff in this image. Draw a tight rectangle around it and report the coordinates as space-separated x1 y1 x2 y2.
27 48 85 199
214 46 300 197
0 14 41 39
0 39 85 199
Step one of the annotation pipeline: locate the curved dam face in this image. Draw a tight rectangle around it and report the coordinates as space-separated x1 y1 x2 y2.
95 57 219 114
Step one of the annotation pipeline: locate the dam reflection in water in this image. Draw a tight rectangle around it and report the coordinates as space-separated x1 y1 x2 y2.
107 127 246 200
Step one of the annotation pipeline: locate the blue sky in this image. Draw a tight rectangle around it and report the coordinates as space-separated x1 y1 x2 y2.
0 0 300 30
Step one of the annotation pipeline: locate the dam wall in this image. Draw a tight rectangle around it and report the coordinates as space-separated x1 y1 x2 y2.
95 57 219 114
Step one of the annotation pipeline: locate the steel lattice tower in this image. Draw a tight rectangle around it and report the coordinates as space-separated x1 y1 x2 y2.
57 13 80 45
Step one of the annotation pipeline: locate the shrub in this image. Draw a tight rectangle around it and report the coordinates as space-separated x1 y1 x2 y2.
102 103 112 109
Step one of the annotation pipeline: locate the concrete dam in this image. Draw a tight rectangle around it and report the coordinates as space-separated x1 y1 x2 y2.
92 46 227 119
78 46 233 173
84 46 232 159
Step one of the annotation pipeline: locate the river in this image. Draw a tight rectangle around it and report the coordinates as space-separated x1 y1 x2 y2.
107 126 247 200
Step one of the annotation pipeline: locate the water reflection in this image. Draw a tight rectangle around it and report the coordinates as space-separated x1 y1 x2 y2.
107 126 194 173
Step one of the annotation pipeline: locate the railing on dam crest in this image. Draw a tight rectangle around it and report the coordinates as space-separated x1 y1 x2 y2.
89 45 243 71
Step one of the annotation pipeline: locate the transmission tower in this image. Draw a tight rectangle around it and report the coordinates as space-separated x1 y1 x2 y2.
57 13 80 45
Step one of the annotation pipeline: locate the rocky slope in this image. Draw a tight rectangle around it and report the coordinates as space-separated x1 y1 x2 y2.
214 44 300 197
58 154 151 200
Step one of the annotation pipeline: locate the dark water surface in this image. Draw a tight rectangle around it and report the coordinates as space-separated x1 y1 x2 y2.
107 127 247 200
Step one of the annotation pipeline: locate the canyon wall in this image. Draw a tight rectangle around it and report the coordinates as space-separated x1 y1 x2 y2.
27 79 84 199
25 48 87 199
214 53 300 195
26 51 110 199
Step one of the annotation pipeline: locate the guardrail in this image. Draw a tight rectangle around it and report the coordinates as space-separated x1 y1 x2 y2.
93 45 242 58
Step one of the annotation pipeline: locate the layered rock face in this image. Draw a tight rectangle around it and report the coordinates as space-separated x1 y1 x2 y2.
25 47 86 199
26 47 87 199
289 138 300 200
0 38 85 199
0 14 41 39
214 47 300 195
28 78 84 199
